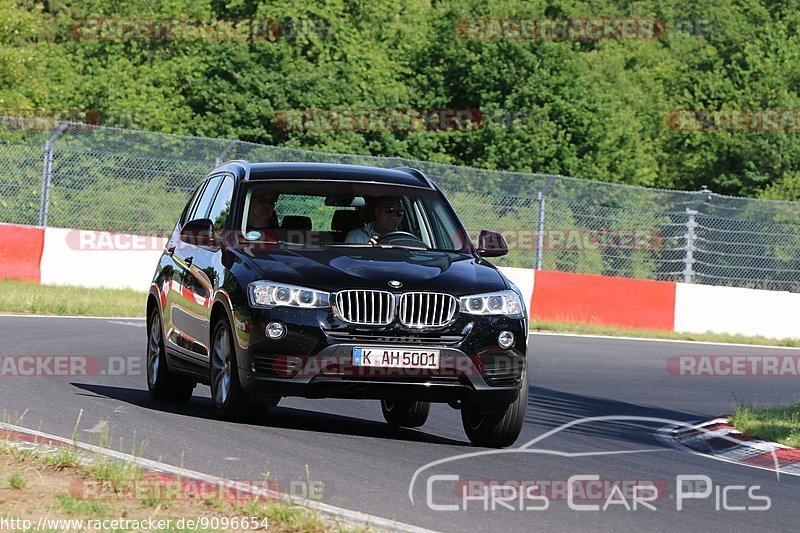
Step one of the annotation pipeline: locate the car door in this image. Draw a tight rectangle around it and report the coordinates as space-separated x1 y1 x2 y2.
163 181 205 356
180 174 235 359
169 174 224 361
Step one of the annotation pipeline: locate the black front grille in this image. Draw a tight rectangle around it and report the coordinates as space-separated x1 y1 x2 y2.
326 331 464 346
333 290 394 325
398 292 458 327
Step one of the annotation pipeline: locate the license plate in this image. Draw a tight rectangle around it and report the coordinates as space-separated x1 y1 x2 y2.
352 347 440 369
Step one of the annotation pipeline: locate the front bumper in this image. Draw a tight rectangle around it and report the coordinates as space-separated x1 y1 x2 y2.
231 306 527 407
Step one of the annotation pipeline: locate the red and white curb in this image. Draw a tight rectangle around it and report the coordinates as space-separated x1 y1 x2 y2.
657 417 800 477
0 421 437 533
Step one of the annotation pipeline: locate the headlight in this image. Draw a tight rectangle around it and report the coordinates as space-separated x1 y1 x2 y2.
248 281 330 309
459 290 523 318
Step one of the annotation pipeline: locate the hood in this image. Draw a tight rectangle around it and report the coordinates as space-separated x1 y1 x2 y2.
237 246 507 295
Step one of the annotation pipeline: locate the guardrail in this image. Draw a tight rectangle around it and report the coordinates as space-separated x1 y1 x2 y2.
1 117 799 291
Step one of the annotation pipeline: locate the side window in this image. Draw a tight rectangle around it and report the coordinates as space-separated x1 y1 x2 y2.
411 198 434 247
180 183 206 227
189 175 223 221
428 199 462 250
208 176 234 233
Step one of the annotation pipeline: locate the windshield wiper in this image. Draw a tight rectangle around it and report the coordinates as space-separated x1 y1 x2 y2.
323 243 374 247
241 240 307 247
323 243 429 250
373 244 428 250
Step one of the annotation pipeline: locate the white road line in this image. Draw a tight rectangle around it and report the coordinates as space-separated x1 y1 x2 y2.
1 313 797 350
529 331 800 350
0 421 439 533
107 320 146 327
0 313 145 320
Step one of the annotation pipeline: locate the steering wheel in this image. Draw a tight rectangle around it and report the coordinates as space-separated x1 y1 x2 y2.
376 231 428 248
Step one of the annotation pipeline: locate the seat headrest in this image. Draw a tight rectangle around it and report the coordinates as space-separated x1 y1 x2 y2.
331 210 361 232
281 215 312 230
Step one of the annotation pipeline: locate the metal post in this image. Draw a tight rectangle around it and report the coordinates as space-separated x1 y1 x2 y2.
38 122 69 227
215 139 238 167
535 191 545 270
683 208 697 283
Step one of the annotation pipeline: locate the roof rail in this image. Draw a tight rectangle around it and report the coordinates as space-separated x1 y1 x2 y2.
213 159 250 174
393 167 435 188
217 159 249 168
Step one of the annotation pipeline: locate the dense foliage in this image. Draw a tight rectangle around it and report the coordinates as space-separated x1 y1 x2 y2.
3 0 800 199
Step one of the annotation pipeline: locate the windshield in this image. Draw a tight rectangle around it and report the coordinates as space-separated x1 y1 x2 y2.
235 180 470 252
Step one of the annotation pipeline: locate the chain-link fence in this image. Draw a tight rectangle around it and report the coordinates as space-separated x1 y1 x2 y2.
1 117 799 291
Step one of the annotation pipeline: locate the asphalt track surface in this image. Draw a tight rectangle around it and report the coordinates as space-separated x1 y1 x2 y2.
1 315 798 532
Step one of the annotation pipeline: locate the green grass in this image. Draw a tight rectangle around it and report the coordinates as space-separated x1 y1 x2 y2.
732 404 800 448
56 493 110 516
40 446 82 471
0 279 146 317
85 456 145 489
0 439 36 463
9 472 26 490
235 499 326 532
2 279 798 347
530 320 800 347
0 432 366 532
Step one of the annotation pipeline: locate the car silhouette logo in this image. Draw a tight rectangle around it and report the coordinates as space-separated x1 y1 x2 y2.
388 280 403 288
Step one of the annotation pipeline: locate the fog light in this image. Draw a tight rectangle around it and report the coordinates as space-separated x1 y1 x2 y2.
266 322 286 339
498 331 514 349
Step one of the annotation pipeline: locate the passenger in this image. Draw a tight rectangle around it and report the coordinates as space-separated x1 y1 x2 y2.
246 190 280 232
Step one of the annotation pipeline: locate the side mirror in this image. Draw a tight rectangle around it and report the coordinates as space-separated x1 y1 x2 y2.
476 230 508 257
180 218 215 247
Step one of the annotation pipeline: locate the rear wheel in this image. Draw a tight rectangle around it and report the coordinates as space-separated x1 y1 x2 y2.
210 318 256 420
381 400 430 428
146 308 195 402
462 370 528 448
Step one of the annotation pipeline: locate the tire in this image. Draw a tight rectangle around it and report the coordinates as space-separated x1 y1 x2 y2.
461 370 528 448
381 399 430 428
146 308 195 403
210 318 256 420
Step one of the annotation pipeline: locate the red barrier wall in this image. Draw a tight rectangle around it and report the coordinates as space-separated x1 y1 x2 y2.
0 223 44 283
531 270 676 331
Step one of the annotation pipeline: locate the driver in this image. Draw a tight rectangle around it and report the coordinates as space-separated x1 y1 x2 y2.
345 196 404 244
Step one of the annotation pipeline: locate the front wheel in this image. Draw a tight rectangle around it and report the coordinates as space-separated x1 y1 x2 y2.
381 400 430 428
462 370 528 448
210 319 256 420
146 308 195 402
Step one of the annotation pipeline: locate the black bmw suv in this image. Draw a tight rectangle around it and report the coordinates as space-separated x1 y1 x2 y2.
146 162 528 447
